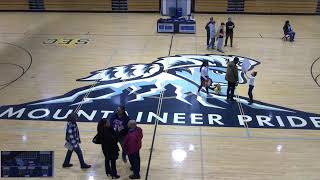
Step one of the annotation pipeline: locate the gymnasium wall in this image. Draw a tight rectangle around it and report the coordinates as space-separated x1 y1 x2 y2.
0 0 319 15
195 0 319 14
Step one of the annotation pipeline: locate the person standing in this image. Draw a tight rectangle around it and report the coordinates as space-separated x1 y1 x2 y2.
62 113 91 169
110 105 130 163
197 60 210 96
217 23 225 53
245 71 258 105
225 17 235 47
225 57 239 101
205 17 214 46
124 120 143 179
98 119 120 179
283 20 295 42
207 20 216 49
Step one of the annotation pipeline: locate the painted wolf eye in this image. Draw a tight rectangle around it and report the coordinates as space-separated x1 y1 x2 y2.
212 69 225 75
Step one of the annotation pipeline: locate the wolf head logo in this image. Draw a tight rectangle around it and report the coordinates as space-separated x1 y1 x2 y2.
28 54 283 111
1 54 319 130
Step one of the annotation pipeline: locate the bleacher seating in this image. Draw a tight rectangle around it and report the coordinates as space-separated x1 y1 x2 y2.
195 0 228 12
245 0 317 14
315 0 320 14
0 0 28 10
127 0 159 11
0 0 318 14
43 0 112 11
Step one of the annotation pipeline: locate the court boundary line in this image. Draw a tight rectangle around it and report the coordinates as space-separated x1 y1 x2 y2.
310 56 320 87
236 92 251 137
199 127 205 180
74 49 117 113
0 63 24 87
195 33 205 180
0 41 33 92
1 32 320 40
1 126 320 141
145 34 174 180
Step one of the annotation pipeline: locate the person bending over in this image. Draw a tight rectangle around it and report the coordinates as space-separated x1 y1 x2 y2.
283 20 295 42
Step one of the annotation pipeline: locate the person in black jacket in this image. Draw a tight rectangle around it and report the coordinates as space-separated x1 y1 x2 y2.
110 105 130 162
205 17 214 46
283 20 295 42
225 17 235 47
98 119 120 179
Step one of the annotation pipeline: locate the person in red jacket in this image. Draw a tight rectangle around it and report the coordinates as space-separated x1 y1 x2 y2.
124 120 143 179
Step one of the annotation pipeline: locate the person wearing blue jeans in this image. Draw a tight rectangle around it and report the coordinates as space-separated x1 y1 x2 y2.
283 20 295 42
63 113 91 169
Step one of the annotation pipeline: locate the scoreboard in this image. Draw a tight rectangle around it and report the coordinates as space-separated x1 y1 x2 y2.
1 151 54 177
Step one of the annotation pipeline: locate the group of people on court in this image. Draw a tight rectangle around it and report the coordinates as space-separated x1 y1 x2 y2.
205 17 296 52
197 57 257 105
205 17 235 53
62 105 143 179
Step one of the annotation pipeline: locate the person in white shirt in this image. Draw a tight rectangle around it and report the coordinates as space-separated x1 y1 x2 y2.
197 61 210 95
245 71 257 105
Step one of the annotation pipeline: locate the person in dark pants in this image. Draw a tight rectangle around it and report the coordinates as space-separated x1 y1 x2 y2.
124 120 143 179
205 17 214 46
283 20 295 42
225 57 239 101
197 60 210 96
110 105 130 163
63 113 91 169
225 17 235 47
245 71 257 105
98 119 120 179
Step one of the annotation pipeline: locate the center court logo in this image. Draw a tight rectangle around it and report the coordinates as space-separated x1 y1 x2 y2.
0 54 319 130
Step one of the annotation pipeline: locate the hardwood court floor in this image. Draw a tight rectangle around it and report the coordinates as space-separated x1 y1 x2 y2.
0 12 320 180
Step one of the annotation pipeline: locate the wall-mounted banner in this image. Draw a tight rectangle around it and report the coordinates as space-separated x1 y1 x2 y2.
0 54 319 130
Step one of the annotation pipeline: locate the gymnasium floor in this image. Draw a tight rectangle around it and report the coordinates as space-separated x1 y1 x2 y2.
0 12 320 180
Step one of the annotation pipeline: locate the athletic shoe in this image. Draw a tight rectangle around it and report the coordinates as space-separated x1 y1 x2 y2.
81 164 91 169
129 175 141 179
62 164 73 168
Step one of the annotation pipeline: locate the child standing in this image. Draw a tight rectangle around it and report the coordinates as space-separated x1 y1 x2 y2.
217 23 225 53
197 61 209 96
245 71 257 105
